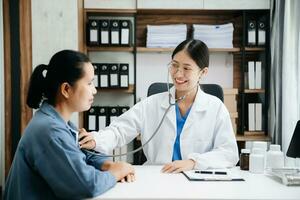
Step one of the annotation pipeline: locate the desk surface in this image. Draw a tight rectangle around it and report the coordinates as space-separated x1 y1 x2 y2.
92 165 300 200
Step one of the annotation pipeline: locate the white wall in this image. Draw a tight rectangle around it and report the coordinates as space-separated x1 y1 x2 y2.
31 0 79 125
0 0 5 191
136 52 233 100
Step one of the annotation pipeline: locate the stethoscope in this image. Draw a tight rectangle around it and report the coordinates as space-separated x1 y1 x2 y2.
82 65 200 158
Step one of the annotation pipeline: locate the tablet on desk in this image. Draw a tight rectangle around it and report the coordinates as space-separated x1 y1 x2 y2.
182 170 245 181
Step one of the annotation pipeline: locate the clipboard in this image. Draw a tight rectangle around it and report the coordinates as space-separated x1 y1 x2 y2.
182 170 245 182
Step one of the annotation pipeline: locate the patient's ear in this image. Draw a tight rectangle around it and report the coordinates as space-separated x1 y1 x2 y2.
60 82 71 99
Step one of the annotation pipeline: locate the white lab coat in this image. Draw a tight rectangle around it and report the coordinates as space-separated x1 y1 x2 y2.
93 86 239 169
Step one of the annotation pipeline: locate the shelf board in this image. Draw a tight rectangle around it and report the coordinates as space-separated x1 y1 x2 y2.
85 9 137 14
210 48 240 52
97 84 134 94
137 47 240 53
137 47 173 52
244 89 265 93
87 47 134 52
236 134 271 142
223 88 238 95
244 131 266 136
244 47 265 51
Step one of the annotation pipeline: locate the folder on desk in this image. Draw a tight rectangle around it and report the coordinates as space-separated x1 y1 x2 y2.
99 20 110 45
247 20 256 46
120 20 131 46
98 106 108 130
109 64 119 88
119 63 129 88
86 107 97 131
99 64 109 88
87 20 99 46
182 170 244 181
92 63 99 88
257 17 266 46
110 20 120 45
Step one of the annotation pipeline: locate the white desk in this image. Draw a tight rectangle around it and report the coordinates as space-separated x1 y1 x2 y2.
93 165 300 200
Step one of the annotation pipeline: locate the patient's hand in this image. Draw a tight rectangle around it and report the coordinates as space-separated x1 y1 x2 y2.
102 160 135 183
79 128 96 149
161 159 195 173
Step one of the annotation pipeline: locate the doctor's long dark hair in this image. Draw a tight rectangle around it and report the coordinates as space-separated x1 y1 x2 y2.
172 39 209 69
26 50 90 109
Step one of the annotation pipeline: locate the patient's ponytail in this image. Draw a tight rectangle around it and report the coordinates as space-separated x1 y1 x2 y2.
26 64 48 109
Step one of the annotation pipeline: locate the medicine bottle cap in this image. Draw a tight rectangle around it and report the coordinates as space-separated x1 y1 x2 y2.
252 141 268 151
269 144 281 151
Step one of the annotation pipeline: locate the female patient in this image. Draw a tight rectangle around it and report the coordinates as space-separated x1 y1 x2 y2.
4 50 135 199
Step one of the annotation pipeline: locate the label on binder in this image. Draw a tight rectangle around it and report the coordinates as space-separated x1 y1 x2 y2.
120 75 128 87
100 75 108 87
258 29 266 45
88 115 96 130
110 74 118 86
101 31 109 44
90 29 98 42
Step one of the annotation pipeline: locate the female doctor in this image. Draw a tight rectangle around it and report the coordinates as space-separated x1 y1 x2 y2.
79 39 239 173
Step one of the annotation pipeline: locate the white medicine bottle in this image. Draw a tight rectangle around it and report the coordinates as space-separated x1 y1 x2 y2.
249 148 265 173
266 144 284 169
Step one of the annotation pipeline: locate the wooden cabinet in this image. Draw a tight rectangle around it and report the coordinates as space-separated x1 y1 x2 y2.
239 10 271 146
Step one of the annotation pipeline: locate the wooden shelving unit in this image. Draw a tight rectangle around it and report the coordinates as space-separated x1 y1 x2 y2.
240 11 270 141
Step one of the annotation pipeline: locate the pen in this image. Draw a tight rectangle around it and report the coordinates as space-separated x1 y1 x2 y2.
197 178 244 181
214 171 227 175
195 170 213 174
195 170 227 175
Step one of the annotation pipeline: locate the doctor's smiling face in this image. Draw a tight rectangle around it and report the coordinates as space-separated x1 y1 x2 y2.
170 39 209 98
170 50 203 95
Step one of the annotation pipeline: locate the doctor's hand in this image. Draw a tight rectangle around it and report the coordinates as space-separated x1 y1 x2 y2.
161 159 195 173
78 128 96 149
102 161 135 183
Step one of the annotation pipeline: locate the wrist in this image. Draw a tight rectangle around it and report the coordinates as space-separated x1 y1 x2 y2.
189 159 196 169
101 160 113 171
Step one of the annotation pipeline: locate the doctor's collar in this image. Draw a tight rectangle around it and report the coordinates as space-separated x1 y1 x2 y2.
161 86 209 112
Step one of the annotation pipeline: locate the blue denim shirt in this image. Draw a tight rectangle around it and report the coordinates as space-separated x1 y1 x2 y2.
4 102 116 199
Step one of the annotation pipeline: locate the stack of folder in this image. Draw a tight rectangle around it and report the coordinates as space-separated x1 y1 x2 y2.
193 23 234 48
146 24 187 48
